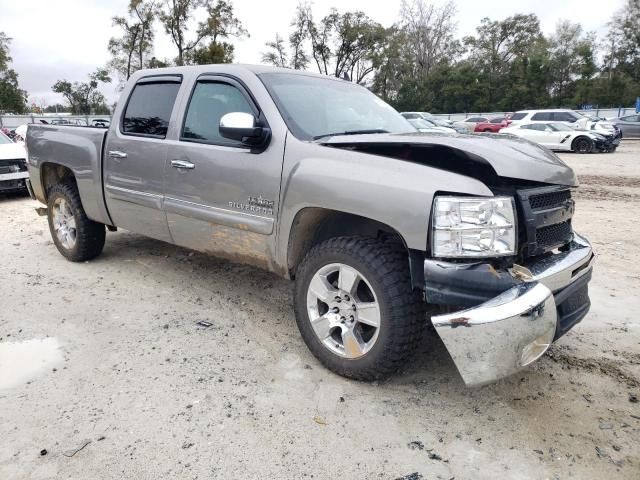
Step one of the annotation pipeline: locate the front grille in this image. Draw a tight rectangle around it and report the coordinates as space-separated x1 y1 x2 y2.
529 190 571 210
516 186 574 258
0 159 27 174
536 220 572 249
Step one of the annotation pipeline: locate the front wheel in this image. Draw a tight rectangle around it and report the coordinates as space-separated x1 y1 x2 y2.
293 237 425 380
47 182 105 262
572 136 594 154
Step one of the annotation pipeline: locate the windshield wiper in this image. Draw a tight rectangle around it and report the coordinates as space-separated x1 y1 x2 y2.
313 129 389 140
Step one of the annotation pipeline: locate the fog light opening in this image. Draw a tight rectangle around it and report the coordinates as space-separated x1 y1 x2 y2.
520 332 554 367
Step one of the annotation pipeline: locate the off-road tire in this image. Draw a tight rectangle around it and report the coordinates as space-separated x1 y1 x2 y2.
47 182 105 262
572 136 594 154
294 236 425 380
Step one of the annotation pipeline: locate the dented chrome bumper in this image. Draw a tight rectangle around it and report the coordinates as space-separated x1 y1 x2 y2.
429 233 595 387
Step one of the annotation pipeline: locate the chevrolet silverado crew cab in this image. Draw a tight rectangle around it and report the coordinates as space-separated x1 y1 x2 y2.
25 65 595 387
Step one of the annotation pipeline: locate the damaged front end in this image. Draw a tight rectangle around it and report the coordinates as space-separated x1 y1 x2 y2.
428 233 594 387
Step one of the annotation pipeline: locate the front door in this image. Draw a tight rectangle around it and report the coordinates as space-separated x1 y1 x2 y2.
163 75 284 269
104 76 182 242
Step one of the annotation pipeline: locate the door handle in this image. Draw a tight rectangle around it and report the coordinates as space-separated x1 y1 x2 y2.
171 159 195 170
108 150 128 159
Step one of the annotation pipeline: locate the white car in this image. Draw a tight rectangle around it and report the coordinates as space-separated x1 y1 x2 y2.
510 109 620 138
0 130 29 193
500 122 617 153
407 118 456 134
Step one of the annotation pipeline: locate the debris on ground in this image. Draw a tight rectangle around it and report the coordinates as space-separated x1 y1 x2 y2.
313 416 327 426
62 439 91 458
40 449 47 456
195 321 213 328
407 440 424 450
427 449 443 461
395 473 423 480
629 392 638 403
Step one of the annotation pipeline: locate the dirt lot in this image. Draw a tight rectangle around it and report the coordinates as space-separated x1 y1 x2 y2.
1 142 639 480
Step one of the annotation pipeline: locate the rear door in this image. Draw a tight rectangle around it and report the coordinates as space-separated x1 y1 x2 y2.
104 76 182 242
163 74 284 269
619 115 640 137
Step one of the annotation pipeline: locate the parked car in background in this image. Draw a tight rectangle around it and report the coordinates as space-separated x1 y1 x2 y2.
91 118 111 128
430 117 467 133
608 114 640 138
407 118 457 134
51 118 88 127
511 109 622 139
452 116 489 132
0 129 29 193
400 111 434 120
501 122 618 153
474 118 512 133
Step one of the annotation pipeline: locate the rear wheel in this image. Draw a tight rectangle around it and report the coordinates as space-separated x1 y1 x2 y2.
293 236 425 380
47 182 105 262
572 136 594 154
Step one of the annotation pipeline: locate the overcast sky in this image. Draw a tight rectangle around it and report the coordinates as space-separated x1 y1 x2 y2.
0 0 625 107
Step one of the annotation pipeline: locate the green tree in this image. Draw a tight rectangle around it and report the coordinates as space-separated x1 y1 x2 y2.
0 32 27 113
52 68 112 115
261 34 288 68
108 0 158 83
159 0 246 66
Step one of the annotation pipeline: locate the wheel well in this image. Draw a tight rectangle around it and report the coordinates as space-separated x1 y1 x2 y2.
571 135 592 148
287 208 410 278
41 163 75 200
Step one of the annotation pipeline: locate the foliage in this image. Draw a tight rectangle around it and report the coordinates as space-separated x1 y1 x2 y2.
52 69 112 115
108 1 158 84
261 4 385 84
0 32 27 113
159 0 246 66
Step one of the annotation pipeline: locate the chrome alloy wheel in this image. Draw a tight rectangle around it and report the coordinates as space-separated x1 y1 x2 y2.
52 198 77 249
306 263 381 359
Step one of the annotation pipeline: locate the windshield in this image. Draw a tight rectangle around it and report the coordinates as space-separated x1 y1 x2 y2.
0 131 12 144
259 72 413 140
548 123 574 132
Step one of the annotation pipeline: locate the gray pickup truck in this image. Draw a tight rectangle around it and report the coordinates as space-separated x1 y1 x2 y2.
25 65 595 386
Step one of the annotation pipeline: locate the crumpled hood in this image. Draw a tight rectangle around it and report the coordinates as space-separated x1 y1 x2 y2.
320 132 577 186
0 142 27 161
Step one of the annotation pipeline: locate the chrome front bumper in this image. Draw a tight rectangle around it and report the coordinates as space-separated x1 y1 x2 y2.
430 233 595 387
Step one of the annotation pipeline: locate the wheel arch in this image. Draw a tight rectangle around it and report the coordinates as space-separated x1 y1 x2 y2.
571 135 593 152
285 207 425 289
40 162 76 200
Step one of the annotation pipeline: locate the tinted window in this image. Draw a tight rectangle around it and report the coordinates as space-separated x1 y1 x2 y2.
531 112 552 121
510 112 527 120
123 82 180 137
182 82 254 145
490 118 505 124
621 115 640 122
402 113 420 119
466 117 486 122
553 112 578 122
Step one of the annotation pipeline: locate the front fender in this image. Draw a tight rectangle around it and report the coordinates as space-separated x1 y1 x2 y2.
276 137 494 268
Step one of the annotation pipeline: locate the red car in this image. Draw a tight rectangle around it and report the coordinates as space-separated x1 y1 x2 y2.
474 118 512 133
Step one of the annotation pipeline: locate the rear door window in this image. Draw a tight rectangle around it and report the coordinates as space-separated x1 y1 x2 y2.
531 112 552 121
510 113 527 120
553 112 578 122
122 81 181 138
621 115 639 122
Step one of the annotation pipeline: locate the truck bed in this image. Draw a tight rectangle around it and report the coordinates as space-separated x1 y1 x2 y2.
26 124 112 225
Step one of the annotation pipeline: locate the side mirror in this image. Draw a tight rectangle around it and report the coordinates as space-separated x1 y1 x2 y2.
219 112 268 146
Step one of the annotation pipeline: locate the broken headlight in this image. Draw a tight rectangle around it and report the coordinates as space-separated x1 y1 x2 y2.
431 196 516 258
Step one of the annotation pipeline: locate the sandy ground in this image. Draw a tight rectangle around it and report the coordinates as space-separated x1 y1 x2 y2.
1 142 639 480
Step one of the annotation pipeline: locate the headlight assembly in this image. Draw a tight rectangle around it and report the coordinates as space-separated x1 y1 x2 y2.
431 196 516 258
